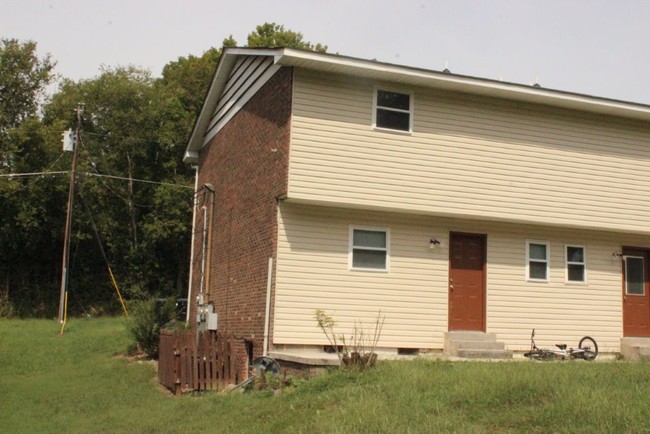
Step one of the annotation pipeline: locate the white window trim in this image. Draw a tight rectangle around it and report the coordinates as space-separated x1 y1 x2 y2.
348 225 390 272
372 87 414 134
526 240 549 282
565 244 587 284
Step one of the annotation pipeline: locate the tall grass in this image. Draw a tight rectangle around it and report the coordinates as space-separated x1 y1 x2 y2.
2 318 649 433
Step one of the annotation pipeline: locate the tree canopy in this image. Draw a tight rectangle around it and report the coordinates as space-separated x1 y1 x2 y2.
0 39 56 134
0 23 327 317
246 22 327 52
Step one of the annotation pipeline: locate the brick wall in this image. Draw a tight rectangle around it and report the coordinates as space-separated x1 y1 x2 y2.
188 66 292 376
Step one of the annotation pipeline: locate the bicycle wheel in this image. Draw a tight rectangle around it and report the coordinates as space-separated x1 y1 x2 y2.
578 336 598 360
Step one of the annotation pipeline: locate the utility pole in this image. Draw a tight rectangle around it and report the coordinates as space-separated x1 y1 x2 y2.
58 104 83 323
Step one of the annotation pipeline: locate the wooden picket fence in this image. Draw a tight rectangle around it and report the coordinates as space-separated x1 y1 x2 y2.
158 329 242 394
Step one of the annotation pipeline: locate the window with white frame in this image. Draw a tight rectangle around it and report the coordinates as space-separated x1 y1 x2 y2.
349 227 389 271
374 89 412 132
526 240 549 281
566 245 586 283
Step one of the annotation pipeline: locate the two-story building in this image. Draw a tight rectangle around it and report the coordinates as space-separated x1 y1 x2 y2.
184 47 650 366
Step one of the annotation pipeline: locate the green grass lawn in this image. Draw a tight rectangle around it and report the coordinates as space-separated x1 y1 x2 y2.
2 317 649 433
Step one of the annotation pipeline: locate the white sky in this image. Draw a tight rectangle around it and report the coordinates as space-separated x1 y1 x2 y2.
2 0 650 104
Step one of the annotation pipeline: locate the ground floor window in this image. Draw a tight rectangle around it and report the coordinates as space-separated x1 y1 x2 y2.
526 240 549 282
566 245 586 283
349 226 389 271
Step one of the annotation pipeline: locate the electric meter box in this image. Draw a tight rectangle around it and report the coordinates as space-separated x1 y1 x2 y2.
207 312 218 330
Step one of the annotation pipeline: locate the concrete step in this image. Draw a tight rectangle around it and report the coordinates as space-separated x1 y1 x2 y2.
445 331 498 342
452 340 506 351
621 337 650 361
455 349 513 360
444 331 513 360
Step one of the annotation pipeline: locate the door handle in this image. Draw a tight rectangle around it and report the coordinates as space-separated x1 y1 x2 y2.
450 284 454 290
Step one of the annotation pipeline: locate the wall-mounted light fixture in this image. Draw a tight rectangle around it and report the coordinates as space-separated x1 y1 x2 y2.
430 237 441 249
612 251 623 259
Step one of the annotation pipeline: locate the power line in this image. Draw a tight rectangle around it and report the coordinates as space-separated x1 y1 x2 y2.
0 170 67 178
0 170 193 189
79 172 193 189
0 151 68 195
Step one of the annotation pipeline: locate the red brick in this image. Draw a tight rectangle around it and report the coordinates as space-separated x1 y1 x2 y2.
188 67 292 373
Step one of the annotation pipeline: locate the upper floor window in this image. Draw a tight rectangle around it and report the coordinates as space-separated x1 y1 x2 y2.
349 226 389 271
373 89 412 132
566 245 586 283
526 240 549 282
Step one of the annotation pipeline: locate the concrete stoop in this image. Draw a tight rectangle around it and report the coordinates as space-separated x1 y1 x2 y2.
621 337 650 361
444 331 513 360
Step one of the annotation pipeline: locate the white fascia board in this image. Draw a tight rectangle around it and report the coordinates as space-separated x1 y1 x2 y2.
275 49 650 122
184 150 199 165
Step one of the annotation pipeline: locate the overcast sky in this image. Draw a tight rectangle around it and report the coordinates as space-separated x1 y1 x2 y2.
2 0 650 104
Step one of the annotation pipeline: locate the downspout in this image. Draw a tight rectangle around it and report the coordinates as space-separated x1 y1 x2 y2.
203 185 215 301
263 257 273 356
185 166 199 324
198 205 208 306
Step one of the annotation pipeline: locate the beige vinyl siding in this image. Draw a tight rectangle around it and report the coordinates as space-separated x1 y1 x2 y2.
275 203 448 349
288 68 650 234
275 203 650 352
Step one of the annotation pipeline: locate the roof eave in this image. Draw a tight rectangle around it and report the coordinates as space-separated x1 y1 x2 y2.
275 48 650 122
184 48 650 164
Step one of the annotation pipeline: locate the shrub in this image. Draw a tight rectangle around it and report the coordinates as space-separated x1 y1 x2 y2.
0 299 15 319
125 298 176 359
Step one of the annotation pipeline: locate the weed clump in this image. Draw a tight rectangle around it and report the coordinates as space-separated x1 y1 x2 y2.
315 309 384 371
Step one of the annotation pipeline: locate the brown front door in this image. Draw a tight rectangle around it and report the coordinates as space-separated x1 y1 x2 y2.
448 232 486 331
623 248 650 337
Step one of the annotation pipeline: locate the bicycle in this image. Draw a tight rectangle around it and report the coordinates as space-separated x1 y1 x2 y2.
523 329 598 361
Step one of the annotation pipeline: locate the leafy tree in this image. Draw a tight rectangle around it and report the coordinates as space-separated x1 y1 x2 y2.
0 23 327 316
0 39 56 134
160 47 222 118
44 66 194 305
246 23 327 52
0 118 69 316
0 40 59 314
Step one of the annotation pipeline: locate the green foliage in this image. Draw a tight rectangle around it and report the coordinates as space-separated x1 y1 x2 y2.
44 66 195 305
249 371 293 394
125 298 175 358
0 38 56 135
0 23 327 317
161 47 222 117
246 23 327 52
2 317 650 433
0 299 14 318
